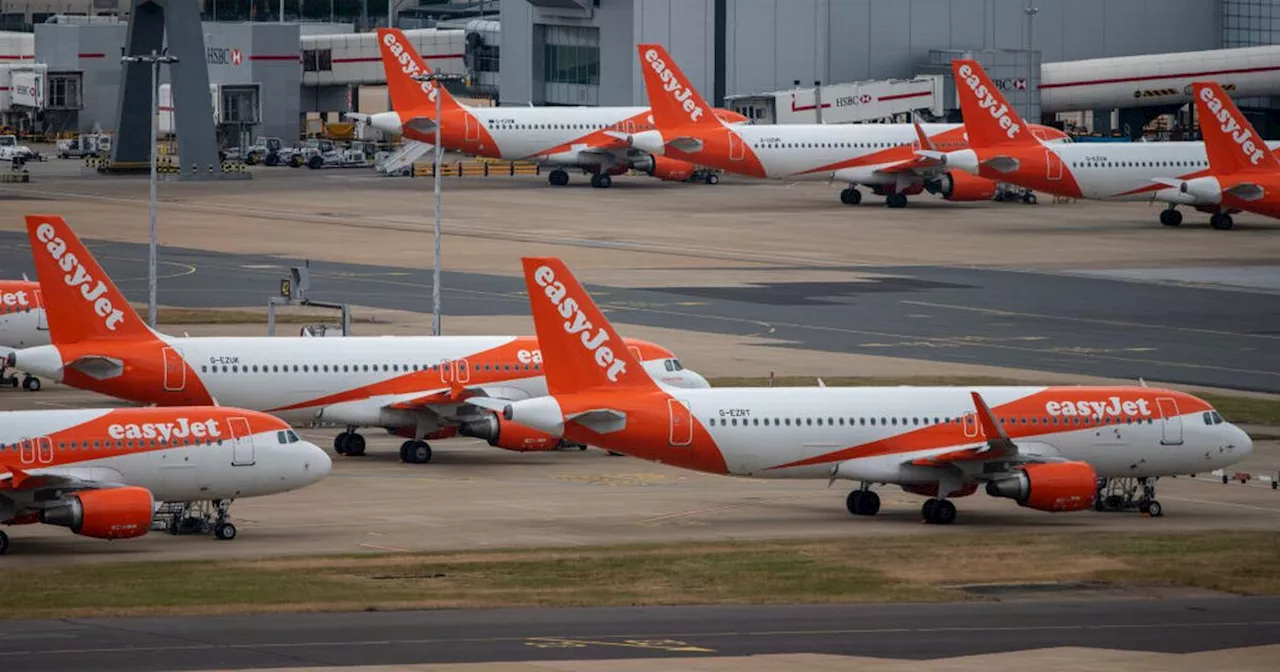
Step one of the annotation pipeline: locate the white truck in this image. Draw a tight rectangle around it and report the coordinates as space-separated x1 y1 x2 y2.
0 134 42 163
56 133 111 159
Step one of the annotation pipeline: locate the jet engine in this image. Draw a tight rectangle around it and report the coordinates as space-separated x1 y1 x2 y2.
634 155 696 182
985 462 1097 512
459 414 562 452
924 172 999 201
40 487 153 539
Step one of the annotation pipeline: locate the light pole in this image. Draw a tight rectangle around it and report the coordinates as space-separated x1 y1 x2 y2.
410 69 463 336
121 49 179 329
1024 2 1038 122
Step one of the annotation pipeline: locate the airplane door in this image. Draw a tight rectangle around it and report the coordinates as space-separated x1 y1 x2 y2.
439 359 453 384
1045 148 1064 181
729 132 746 161
1156 397 1183 445
228 417 256 466
962 412 981 439
668 399 692 446
34 290 48 330
162 347 186 392
455 358 471 383
465 114 479 142
37 437 52 464
19 438 35 465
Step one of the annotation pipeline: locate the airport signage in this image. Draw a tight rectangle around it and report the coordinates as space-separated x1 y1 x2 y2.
207 47 243 67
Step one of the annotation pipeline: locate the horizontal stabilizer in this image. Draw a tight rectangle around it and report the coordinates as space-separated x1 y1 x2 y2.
68 355 124 380
982 156 1021 173
403 117 439 135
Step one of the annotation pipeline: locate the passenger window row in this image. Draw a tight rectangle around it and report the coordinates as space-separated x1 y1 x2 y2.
199 361 543 374
707 415 1157 428
1074 160 1207 169
0 437 223 452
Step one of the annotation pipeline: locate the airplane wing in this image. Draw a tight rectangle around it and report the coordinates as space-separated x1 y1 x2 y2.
1 464 128 492
907 392 1069 468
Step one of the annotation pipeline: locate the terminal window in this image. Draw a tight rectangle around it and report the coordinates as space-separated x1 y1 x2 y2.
544 44 599 86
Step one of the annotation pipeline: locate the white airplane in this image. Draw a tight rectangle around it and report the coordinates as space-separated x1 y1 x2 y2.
929 59 1280 229
0 278 48 391
9 215 708 465
361 28 748 188
627 44 1070 208
474 256 1253 525
0 405 331 554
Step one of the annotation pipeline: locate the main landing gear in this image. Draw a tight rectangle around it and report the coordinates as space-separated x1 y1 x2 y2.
155 499 239 540
885 192 909 209
1094 476 1163 517
400 440 433 464
334 428 366 456
548 169 570 186
1159 206 1183 227
846 483 881 516
1210 213 1235 230
839 187 862 205
589 173 612 189
921 498 957 525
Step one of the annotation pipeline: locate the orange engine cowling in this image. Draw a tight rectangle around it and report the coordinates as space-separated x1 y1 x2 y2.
459 414 562 452
40 487 153 539
985 462 1097 512
924 172 999 201
902 482 978 499
635 155 697 182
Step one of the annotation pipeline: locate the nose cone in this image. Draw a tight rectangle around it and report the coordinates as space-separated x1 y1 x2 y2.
11 345 63 381
370 111 405 135
1234 425 1254 458
303 441 333 484
684 369 711 389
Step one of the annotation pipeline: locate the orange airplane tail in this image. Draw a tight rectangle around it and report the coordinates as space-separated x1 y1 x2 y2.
637 44 723 133
376 28 463 114
521 257 660 397
951 59 1039 150
1192 81 1280 175
25 214 154 345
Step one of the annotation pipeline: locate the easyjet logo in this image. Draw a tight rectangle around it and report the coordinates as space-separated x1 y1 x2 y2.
1 290 31 307
517 349 543 364
532 265 627 382
107 417 223 441
35 222 125 331
1199 86 1265 166
643 48 704 124
1045 397 1152 418
382 32 439 103
956 63 1020 140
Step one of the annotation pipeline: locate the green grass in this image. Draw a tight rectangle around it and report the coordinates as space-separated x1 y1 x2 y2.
4 532 1278 619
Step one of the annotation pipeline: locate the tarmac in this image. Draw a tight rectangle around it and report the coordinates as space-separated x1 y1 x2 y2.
1 598 1278 672
3 162 1280 670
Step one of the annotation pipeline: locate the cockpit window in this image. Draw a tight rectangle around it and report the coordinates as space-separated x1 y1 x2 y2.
277 430 287 443
1203 412 1213 425
664 360 674 372
287 430 301 443
1212 412 1224 425
671 359 684 371
1204 411 1225 425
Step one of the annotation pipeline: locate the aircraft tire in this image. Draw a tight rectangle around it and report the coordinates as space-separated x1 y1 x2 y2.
1211 214 1234 230
839 187 862 205
0 529 9 555
548 169 569 186
1160 209 1183 227
886 193 908 208
346 433 366 457
214 523 237 541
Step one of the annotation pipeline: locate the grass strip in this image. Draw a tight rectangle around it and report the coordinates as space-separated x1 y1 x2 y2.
3 532 1277 619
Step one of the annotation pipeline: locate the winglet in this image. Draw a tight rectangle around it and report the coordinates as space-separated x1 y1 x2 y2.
952 60 1038 149
25 215 154 345
636 44 722 132
522 258 660 396
1 463 31 488
1192 81 1280 175
912 114 935 151
970 391 1015 453
375 28 462 114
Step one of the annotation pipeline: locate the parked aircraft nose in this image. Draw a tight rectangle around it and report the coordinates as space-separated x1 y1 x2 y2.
1233 425 1254 458
681 368 711 389
303 441 333 483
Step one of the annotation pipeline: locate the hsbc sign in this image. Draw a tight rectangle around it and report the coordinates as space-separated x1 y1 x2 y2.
207 47 243 66
11 72 43 109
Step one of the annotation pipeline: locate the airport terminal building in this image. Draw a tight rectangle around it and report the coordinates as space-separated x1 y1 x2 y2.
2 0 1279 140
